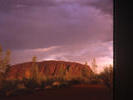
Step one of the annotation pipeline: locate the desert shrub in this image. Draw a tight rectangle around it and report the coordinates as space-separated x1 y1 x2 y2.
88 73 103 84
51 81 69 88
23 78 40 89
53 76 64 83
1 80 18 91
99 65 113 89
68 79 81 85
52 81 61 88
59 82 69 88
89 79 101 84
44 78 54 86
39 81 46 89
16 82 26 89
0 80 20 96
45 85 52 89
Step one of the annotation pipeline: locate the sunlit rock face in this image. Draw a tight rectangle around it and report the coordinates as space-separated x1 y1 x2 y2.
6 60 92 80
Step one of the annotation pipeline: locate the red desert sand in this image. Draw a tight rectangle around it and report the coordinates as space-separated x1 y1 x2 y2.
1 84 113 100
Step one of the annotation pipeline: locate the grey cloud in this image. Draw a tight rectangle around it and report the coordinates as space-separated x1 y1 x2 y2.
0 0 113 15
74 0 113 15
0 0 57 12
89 0 113 15
62 0 113 15
55 0 113 15
0 4 112 50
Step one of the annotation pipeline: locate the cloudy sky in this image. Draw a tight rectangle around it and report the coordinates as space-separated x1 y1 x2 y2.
0 0 113 72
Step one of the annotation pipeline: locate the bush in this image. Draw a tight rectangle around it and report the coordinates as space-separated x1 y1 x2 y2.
39 81 46 89
99 65 113 89
89 79 101 84
17 82 26 89
23 79 40 90
59 82 69 88
68 79 81 85
52 81 61 88
1 80 18 91
0 80 19 96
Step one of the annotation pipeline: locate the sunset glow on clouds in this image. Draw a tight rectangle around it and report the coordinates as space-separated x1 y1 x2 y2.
0 0 113 72
10 40 113 73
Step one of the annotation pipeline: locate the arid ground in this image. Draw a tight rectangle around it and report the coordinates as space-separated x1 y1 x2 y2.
0 84 113 100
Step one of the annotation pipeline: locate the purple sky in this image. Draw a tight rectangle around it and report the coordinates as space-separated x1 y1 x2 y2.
0 0 113 72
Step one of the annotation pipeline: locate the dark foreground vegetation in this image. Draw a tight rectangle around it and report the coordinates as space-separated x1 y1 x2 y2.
0 84 112 100
0 65 113 98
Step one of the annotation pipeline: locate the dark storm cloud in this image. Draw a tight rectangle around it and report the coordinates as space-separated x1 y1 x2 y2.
54 0 113 15
0 0 113 67
0 0 57 12
88 0 113 15
0 0 112 14
0 2 112 50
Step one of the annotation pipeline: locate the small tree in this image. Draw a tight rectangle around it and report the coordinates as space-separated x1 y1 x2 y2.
30 56 39 81
87 58 100 84
0 45 3 73
32 56 37 63
24 56 40 89
0 45 2 63
100 65 113 89
81 62 91 81
3 50 11 74
0 45 4 87
0 49 11 73
91 58 98 73
4 50 11 66
0 45 11 88
84 61 88 66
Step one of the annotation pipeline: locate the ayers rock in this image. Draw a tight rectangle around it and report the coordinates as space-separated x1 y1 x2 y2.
6 60 93 80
